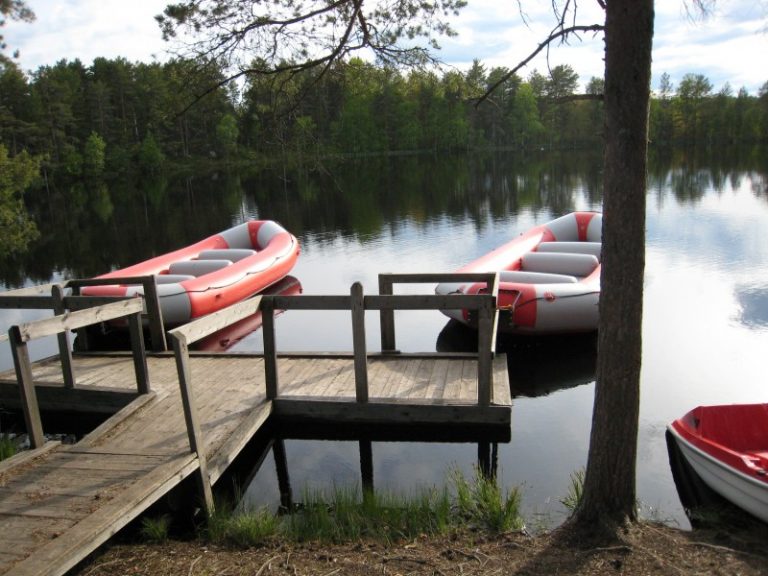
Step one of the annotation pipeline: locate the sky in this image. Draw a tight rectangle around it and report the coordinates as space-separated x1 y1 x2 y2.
3 0 767 95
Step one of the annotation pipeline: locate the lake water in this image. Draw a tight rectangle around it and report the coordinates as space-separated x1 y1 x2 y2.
1 147 767 530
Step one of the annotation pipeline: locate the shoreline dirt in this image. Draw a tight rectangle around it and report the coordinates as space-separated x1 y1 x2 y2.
72 521 768 576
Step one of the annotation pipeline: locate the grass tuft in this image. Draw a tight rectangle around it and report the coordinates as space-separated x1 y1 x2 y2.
451 467 524 533
140 514 172 543
560 468 585 512
206 496 278 547
0 434 16 461
203 470 523 548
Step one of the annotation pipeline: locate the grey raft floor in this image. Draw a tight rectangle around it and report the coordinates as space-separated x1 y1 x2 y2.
0 351 511 576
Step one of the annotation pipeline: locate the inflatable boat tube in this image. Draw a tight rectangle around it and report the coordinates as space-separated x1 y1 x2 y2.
82 220 300 326
435 212 601 335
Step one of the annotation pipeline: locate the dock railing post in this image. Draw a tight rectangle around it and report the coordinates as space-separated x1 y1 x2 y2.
51 284 76 389
476 298 493 406
378 275 397 352
170 333 215 515
351 282 369 403
476 273 499 407
140 276 167 352
6 298 146 450
8 326 45 449
128 307 151 394
68 283 90 351
262 298 279 400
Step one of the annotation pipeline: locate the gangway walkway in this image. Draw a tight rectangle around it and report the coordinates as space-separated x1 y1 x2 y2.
0 274 511 576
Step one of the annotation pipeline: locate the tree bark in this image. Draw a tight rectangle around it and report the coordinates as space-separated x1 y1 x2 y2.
574 0 654 528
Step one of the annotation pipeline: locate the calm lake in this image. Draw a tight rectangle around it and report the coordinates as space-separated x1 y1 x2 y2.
1 146 767 530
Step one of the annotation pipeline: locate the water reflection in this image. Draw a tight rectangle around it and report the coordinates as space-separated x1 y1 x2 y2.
2 145 767 531
436 320 597 398
734 283 768 330
194 276 303 352
223 421 507 514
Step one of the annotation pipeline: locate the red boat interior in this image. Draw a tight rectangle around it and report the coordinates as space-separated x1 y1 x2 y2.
680 404 768 476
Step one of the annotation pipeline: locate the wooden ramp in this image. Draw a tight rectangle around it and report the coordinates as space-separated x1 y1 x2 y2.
0 273 511 576
0 354 273 576
0 352 510 576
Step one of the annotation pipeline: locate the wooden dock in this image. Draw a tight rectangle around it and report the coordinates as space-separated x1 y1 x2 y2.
0 274 511 576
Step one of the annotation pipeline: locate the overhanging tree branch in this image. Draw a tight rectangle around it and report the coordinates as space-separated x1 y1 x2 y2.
476 23 603 107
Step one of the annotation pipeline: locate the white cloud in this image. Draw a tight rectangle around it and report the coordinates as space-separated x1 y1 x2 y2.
440 0 766 93
5 0 169 71
3 0 766 93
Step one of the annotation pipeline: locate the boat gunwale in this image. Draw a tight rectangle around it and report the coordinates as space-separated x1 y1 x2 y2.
667 423 768 488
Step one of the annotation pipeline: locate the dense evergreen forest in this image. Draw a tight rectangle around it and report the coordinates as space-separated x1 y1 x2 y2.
1 56 767 179
0 54 766 256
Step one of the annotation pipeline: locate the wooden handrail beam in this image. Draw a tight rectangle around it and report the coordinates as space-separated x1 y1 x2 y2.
378 272 499 284
168 297 262 345
14 298 144 342
69 276 166 352
269 293 493 311
0 282 60 298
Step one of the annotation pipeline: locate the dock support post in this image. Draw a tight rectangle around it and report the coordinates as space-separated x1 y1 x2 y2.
262 298 279 400
128 309 150 394
274 438 292 511
351 282 369 403
360 439 374 495
171 334 215 515
142 277 167 352
378 275 396 352
476 299 493 407
9 326 45 449
51 284 76 389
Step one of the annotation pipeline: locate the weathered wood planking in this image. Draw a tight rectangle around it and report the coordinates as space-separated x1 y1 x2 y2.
0 349 510 576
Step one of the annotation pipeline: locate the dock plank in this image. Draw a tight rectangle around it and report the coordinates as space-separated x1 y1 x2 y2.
0 350 510 576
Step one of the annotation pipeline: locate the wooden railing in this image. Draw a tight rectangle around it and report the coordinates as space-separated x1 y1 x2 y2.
0 277 166 353
65 277 166 352
167 296 264 514
261 272 500 405
166 272 499 513
5 298 150 449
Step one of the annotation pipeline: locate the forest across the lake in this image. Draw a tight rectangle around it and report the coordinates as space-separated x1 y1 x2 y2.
1 56 766 178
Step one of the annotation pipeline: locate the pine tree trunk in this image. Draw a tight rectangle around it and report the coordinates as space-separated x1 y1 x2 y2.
574 0 654 528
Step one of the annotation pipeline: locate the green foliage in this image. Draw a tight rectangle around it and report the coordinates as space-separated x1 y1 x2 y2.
560 468 585 512
207 501 278 547
215 113 239 158
138 132 165 174
157 0 467 75
61 146 83 178
452 467 524 533
0 0 35 67
82 131 106 178
0 53 763 183
204 471 522 548
140 514 172 543
283 486 453 544
0 143 39 254
0 434 17 461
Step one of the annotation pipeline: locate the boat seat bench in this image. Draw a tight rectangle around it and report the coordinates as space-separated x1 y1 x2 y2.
537 241 602 259
499 270 578 284
155 274 196 284
168 259 233 277
521 252 599 277
198 248 257 262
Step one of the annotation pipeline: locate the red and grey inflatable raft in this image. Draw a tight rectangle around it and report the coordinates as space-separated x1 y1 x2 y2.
436 212 601 334
83 220 300 326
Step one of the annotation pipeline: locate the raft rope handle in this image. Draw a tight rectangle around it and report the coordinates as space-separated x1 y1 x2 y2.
511 290 602 310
